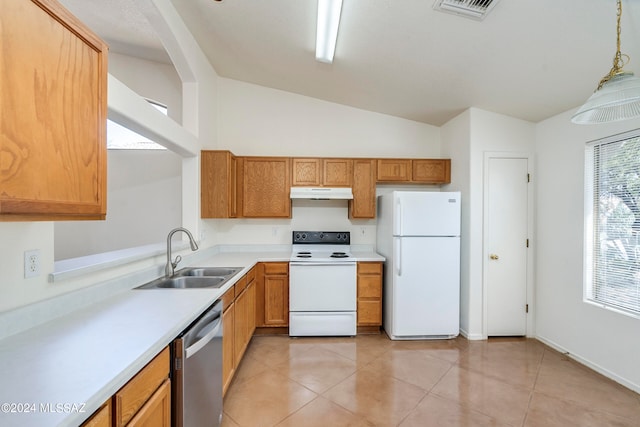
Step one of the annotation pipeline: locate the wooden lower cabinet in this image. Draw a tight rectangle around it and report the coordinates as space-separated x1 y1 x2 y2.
81 401 111 427
222 267 257 396
126 379 171 427
357 262 383 328
256 262 289 327
222 294 235 395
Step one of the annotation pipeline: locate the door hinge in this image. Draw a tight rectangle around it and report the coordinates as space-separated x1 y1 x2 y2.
527 173 530 182
526 304 529 313
174 357 182 371
526 239 529 248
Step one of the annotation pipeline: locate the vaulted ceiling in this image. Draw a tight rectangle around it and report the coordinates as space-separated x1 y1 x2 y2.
60 0 640 126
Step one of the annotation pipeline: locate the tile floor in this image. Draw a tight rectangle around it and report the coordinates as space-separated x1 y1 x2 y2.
221 334 640 427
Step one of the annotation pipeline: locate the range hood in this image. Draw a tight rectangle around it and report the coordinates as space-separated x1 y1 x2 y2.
290 187 354 200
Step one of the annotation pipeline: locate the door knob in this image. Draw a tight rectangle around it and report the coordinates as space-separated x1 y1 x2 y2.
490 254 499 260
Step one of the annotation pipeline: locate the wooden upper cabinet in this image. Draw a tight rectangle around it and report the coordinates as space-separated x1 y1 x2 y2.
0 0 108 220
350 159 376 219
292 158 352 187
377 159 411 182
377 159 451 184
412 159 451 183
292 158 322 186
241 157 291 218
201 150 239 218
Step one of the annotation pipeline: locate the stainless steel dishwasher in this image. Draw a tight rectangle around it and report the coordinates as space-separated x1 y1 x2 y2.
172 299 223 427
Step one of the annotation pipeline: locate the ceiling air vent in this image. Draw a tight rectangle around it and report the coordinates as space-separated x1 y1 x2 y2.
433 0 500 21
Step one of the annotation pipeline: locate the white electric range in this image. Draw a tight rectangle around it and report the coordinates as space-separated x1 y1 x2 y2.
289 231 357 336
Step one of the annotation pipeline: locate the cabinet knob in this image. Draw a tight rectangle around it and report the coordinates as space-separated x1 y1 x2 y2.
489 254 499 260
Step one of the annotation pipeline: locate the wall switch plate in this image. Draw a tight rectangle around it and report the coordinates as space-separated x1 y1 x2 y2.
24 249 41 278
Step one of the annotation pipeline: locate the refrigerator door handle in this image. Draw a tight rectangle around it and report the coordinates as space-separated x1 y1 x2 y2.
395 238 402 277
396 198 403 236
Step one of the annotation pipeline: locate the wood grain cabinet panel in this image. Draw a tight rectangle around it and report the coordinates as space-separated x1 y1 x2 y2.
357 262 383 327
256 262 289 327
292 158 352 187
292 158 322 186
350 159 376 219
80 401 111 427
201 150 239 218
126 379 171 427
241 157 291 218
0 0 107 220
115 347 169 427
222 298 235 396
323 158 353 186
412 159 451 184
376 159 411 182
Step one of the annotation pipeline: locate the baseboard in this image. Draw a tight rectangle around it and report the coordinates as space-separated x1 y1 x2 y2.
535 335 640 394
459 328 484 340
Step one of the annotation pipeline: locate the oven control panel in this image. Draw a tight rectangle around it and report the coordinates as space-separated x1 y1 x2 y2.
292 231 350 244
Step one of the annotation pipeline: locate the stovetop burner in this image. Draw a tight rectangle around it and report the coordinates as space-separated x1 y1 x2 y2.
291 231 353 263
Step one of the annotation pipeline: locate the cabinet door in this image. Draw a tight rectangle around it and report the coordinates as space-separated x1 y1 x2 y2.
292 158 322 186
323 158 353 186
412 159 451 184
234 287 249 363
81 401 111 427
222 304 235 395
350 159 376 219
201 151 239 218
241 157 291 218
264 274 289 326
0 0 107 220
247 280 256 337
357 262 383 326
376 159 411 182
127 379 171 427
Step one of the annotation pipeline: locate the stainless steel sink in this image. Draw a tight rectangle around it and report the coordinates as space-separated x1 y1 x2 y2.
175 267 242 277
135 266 242 289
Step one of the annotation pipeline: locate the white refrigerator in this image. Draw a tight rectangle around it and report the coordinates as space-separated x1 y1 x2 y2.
377 191 461 339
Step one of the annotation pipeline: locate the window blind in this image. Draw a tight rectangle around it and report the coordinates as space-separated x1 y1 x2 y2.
585 130 640 316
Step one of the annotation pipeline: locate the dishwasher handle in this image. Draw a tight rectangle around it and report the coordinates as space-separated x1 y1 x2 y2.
185 315 222 359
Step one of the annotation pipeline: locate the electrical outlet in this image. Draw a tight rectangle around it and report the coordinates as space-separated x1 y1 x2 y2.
24 249 41 278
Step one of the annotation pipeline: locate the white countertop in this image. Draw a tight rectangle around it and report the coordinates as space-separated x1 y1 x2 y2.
0 249 382 427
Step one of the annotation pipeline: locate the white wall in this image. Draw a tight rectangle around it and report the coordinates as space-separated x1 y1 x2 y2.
441 110 472 335
203 77 442 246
54 150 182 259
441 108 535 339
536 109 640 392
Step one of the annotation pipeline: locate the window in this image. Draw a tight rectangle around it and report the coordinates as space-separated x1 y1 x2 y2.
107 100 167 150
585 130 640 317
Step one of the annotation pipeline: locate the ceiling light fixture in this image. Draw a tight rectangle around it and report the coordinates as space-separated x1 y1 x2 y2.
315 0 343 63
572 0 640 124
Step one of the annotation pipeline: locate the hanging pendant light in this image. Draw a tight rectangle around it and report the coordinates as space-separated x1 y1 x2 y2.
572 0 640 124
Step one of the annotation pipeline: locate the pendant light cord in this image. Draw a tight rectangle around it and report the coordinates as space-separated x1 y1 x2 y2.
598 0 629 89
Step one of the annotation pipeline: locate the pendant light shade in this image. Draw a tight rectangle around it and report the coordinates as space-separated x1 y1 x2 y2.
572 0 640 125
571 72 640 124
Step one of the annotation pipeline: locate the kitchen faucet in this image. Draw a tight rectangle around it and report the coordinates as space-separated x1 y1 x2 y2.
166 227 199 277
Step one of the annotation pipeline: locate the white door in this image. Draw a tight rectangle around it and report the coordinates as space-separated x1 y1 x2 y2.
486 157 528 336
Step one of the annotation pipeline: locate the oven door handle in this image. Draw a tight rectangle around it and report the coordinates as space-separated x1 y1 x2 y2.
185 316 222 359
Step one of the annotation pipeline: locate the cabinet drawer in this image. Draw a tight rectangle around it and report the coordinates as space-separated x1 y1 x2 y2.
222 285 235 311
357 262 382 275
358 276 382 298
115 347 169 427
263 262 288 275
235 274 248 294
246 266 256 284
357 300 382 325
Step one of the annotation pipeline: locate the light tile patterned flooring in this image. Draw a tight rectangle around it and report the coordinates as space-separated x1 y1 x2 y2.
221 334 640 427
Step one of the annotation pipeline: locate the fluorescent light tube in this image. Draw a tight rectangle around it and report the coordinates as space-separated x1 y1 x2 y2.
315 0 343 63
